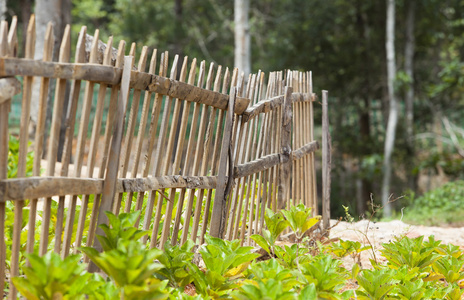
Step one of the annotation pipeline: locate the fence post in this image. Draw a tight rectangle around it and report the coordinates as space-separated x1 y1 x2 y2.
322 90 331 234
210 87 236 238
277 86 293 210
88 55 133 272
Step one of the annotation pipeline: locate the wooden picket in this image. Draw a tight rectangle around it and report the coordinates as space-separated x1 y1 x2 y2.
0 16 329 297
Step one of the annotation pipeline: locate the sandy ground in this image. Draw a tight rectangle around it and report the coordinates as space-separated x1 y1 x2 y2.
328 219 464 269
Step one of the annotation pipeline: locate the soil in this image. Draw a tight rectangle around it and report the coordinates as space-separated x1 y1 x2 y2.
328 219 464 269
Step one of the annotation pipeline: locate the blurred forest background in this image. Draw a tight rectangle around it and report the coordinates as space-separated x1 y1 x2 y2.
2 0 464 224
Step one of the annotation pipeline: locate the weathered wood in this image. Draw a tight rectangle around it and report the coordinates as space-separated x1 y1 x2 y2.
0 175 222 202
37 22 55 257
210 87 236 238
0 77 20 103
0 58 250 114
277 86 293 210
60 26 89 258
0 20 9 297
166 58 197 245
70 29 101 256
241 92 313 122
322 90 331 233
233 152 289 179
49 25 71 254
89 55 133 272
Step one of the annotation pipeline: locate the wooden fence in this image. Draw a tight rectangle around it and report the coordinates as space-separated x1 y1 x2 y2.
0 16 330 297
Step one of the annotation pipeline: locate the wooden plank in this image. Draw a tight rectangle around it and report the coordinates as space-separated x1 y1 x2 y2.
59 26 87 258
23 16 38 261
37 22 55 257
210 87 236 238
322 90 331 234
199 67 231 244
159 56 190 247
65 29 100 257
169 58 198 245
277 86 293 210
190 64 223 243
83 37 123 254
89 55 134 273
0 19 10 298
179 61 207 245
48 25 71 254
0 59 251 114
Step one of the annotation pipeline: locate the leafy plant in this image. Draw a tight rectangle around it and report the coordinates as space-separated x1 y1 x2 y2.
251 208 289 256
281 204 321 243
156 240 196 289
356 268 398 300
12 252 91 300
97 211 148 251
274 243 310 269
327 239 371 266
380 236 441 272
191 236 260 298
299 255 348 296
432 256 464 284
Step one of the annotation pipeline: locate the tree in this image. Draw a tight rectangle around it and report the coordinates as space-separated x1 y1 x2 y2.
234 0 250 76
382 0 397 217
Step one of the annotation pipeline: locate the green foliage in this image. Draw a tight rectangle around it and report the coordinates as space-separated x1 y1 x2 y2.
299 255 348 295
7 135 34 178
96 211 148 251
281 204 321 242
403 181 464 226
251 208 289 256
356 268 398 300
191 236 260 298
12 252 90 300
327 239 371 265
380 236 441 271
156 240 196 289
274 243 310 269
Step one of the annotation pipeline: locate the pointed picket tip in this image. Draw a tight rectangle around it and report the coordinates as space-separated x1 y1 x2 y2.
103 36 113 66
0 21 9 57
170 54 179 80
75 26 87 63
179 56 188 82
214 65 222 92
8 16 18 57
89 29 100 64
25 14 35 59
129 42 136 57
148 48 157 74
220 67 230 95
43 22 55 62
187 57 197 85
137 46 148 72
115 40 126 68
59 24 71 63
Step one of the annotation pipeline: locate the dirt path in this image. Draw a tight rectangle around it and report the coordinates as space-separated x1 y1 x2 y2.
329 219 464 269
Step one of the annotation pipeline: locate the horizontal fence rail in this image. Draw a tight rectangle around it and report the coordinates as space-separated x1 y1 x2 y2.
0 15 329 298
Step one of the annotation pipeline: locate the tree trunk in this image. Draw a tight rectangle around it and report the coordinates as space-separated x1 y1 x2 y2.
381 0 397 217
20 0 33 57
0 0 6 20
404 0 416 189
31 0 71 141
234 0 251 76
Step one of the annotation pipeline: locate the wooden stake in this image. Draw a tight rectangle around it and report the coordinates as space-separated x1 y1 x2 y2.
322 90 331 234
